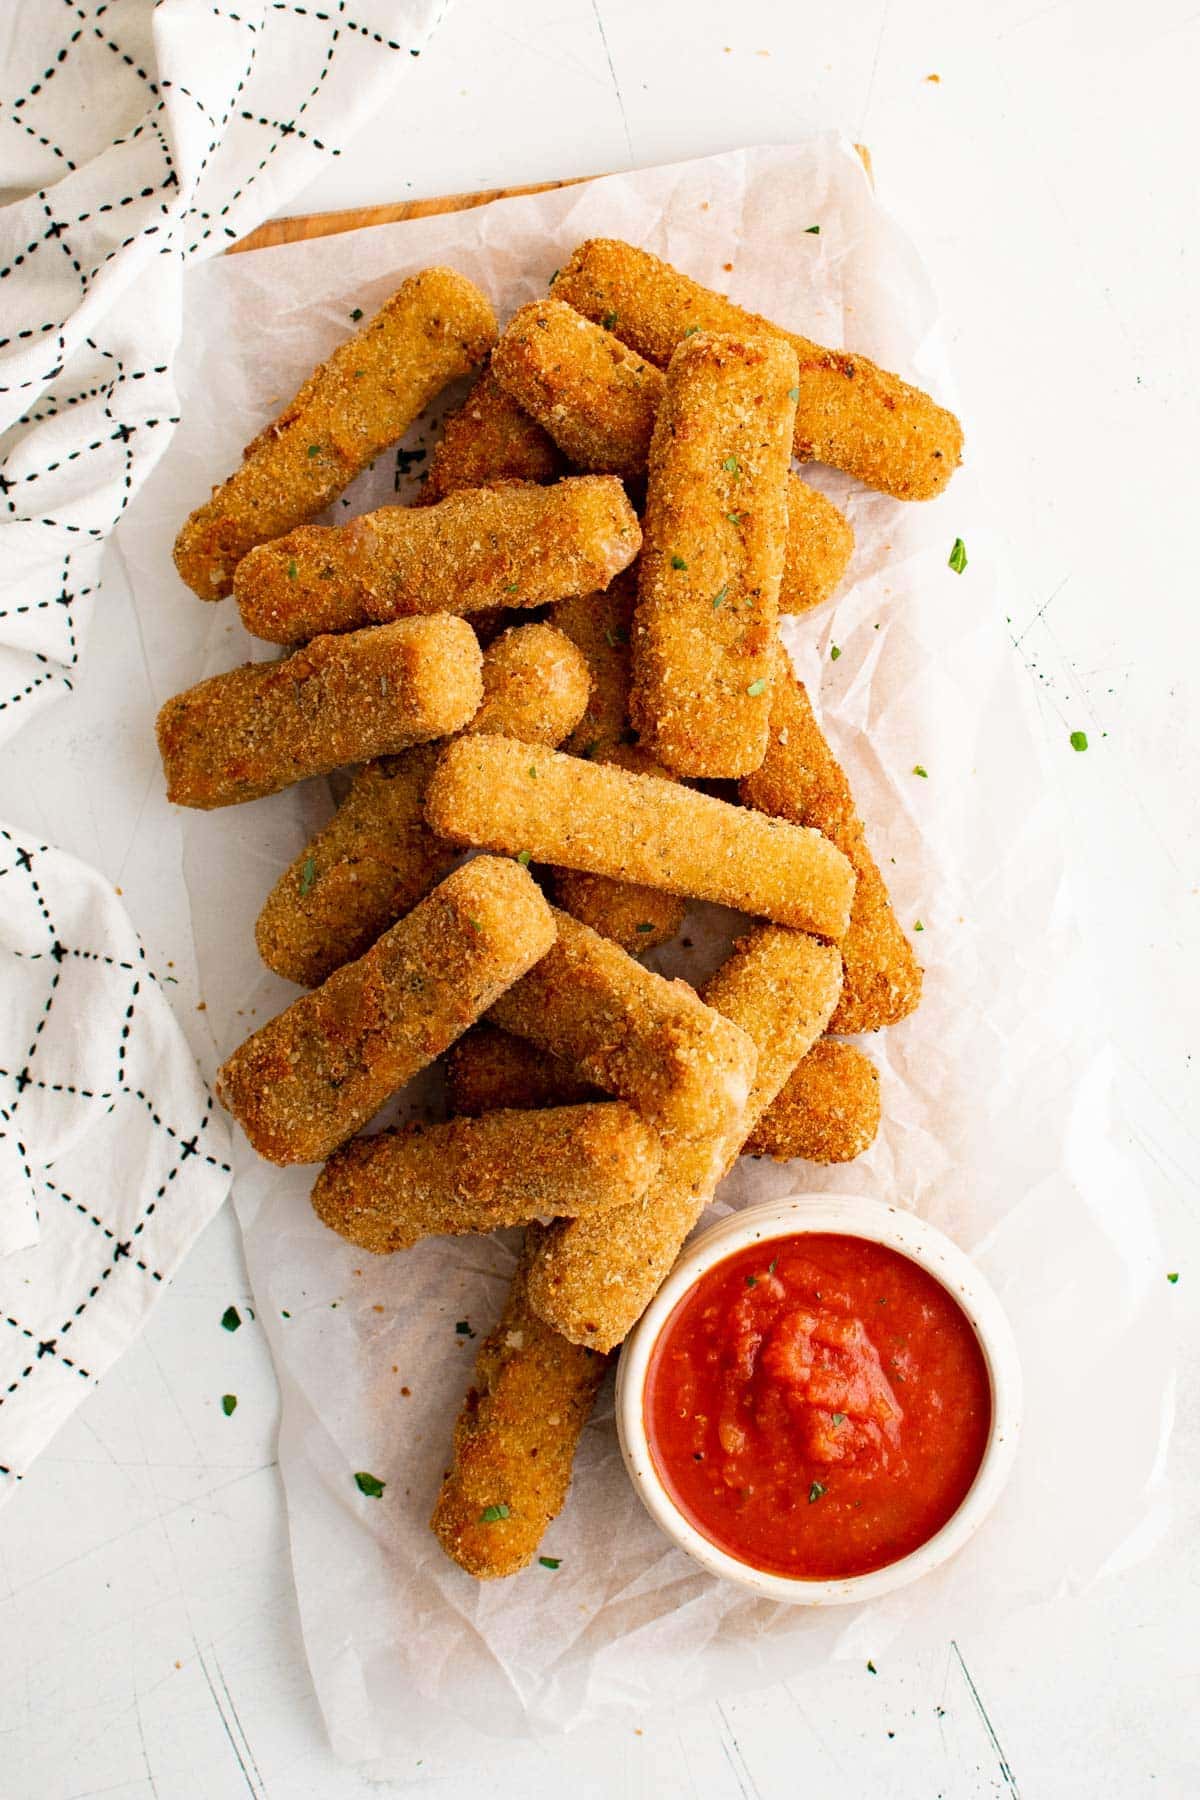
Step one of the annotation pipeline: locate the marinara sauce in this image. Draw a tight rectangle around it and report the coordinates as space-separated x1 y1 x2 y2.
643 1233 992 1579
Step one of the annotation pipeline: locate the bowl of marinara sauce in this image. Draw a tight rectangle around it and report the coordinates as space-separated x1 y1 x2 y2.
615 1196 1021 1604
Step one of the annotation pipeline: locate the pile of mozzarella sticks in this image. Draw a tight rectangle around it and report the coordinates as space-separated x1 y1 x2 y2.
159 241 962 1580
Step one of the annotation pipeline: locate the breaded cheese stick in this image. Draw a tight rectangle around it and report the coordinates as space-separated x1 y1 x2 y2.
174 268 497 600
216 857 554 1165
490 907 756 1142
419 363 564 504
254 622 589 986
444 1025 598 1116
745 1038 881 1164
311 1102 660 1254
430 1240 609 1579
234 475 641 644
157 615 481 811
740 664 922 1031
553 239 962 501
425 737 856 939
494 305 854 616
526 927 844 1349
631 331 797 778
492 299 663 481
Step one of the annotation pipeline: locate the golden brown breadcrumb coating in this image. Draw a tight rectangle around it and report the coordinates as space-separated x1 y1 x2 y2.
553 238 962 501
174 267 497 600
234 475 641 644
424 736 856 938
444 1025 598 1115
745 1037 881 1163
526 927 843 1350
493 304 853 616
310 1102 660 1254
253 622 589 987
419 362 564 504
430 1240 609 1579
631 331 797 777
156 615 481 810
490 907 755 1142
740 663 922 1031
215 857 555 1165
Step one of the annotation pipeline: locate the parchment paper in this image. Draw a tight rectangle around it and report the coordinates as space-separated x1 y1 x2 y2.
119 139 1174 1777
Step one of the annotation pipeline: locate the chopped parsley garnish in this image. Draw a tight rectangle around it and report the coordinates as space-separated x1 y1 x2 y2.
711 585 729 611
768 1258 777 1274
746 678 767 696
867 1660 878 1674
505 581 519 593
350 307 363 322
467 918 482 934
221 1394 238 1417
913 764 929 778
670 554 688 570
480 1503 510 1523
539 1555 562 1569
286 559 298 581
635 922 655 934
601 311 619 331
516 849 532 867
299 855 317 897
830 644 841 660
831 1411 846 1427
354 1471 385 1498
220 1306 241 1332
1167 1271 1180 1283
528 765 538 780
914 920 924 931
805 224 821 235
1070 730 1088 752
808 1481 827 1503
306 444 321 458
683 325 700 336
726 512 742 525
788 385 800 401
455 1319 475 1335
948 537 968 574
745 1275 758 1288
723 455 741 476
549 268 559 285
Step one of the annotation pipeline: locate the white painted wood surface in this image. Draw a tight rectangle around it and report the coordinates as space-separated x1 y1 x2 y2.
2 1 1197 1794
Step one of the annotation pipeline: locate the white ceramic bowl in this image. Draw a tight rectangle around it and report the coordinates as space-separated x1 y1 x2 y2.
615 1194 1022 1605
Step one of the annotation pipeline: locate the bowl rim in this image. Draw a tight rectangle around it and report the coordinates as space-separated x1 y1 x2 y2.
614 1193 1023 1606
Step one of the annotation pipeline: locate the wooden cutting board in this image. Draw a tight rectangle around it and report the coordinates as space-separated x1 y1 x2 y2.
229 176 591 255
230 148 871 256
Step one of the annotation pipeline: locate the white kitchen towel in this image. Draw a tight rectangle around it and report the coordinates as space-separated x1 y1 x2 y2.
0 0 450 1493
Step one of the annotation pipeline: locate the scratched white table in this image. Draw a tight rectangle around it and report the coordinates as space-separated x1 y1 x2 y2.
2 3 1197 1795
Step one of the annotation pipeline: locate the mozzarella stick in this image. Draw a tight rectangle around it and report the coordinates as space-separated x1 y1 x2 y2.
526 927 844 1349
419 363 564 504
157 615 481 811
492 299 662 481
745 1038 881 1164
632 331 797 777
254 623 589 986
494 303 853 617
430 1240 609 1580
740 664 922 1031
174 268 497 600
553 239 962 501
311 1102 660 1254
216 857 554 1165
444 1025 598 1116
234 475 641 644
425 737 856 939
490 907 756 1142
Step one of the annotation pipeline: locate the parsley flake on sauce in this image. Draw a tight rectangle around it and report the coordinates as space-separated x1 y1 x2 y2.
354 1471 386 1498
914 920 925 932
455 1319 475 1336
746 678 767 697
601 311 619 331
286 559 298 581
745 1275 758 1289
723 455 741 477
788 386 800 401
350 308 363 322
805 224 821 235
768 1258 777 1275
299 856 317 897
1167 1272 1180 1284
830 644 841 660
711 585 729 610
516 850 532 867
1070 730 1089 752
539 1555 562 1569
221 1394 238 1417
671 555 688 570
867 1660 878 1675
808 1481 827 1504
220 1306 241 1333
726 512 742 525
480 1503 510 1523
948 537 968 574
635 922 655 934
306 444 321 459
831 1412 846 1427
913 764 929 779
683 325 700 336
